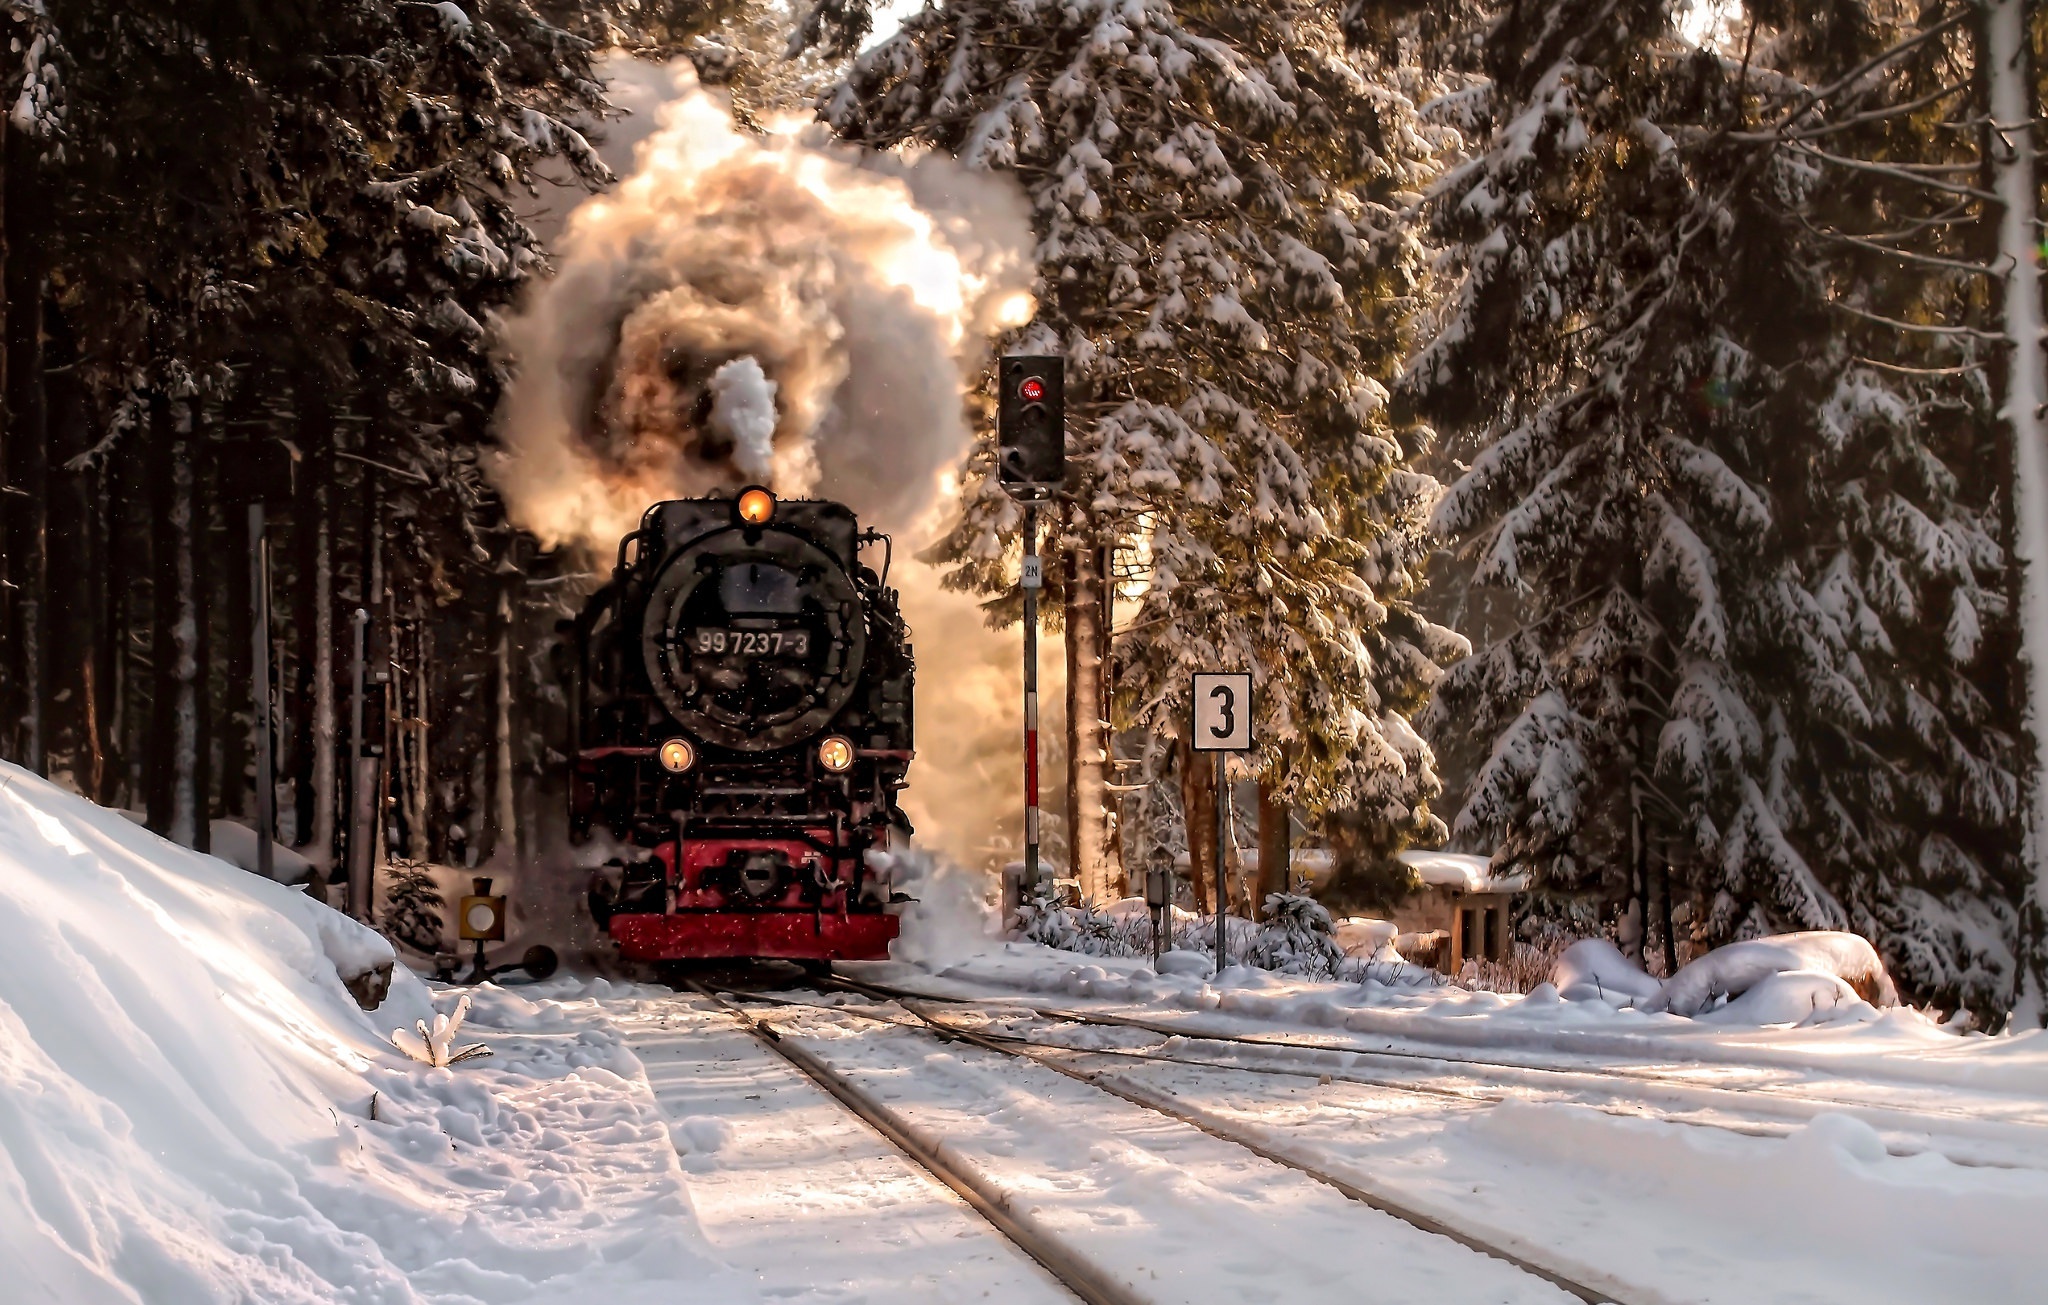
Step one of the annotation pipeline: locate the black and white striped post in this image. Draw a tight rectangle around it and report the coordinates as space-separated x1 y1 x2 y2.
1192 672 1253 976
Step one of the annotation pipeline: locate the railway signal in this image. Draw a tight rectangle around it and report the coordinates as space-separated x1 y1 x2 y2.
1192 673 1254 976
998 356 1065 490
998 356 1067 897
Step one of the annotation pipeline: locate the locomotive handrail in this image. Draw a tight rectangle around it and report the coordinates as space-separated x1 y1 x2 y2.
857 527 893 586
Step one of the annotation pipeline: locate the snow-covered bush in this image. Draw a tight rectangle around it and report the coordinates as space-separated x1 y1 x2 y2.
1246 894 1347 979
1462 939 1569 996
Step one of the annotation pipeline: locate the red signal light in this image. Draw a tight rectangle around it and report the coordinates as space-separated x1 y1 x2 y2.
1019 377 1045 401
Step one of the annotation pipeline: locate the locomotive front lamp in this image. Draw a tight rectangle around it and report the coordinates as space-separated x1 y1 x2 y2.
736 486 776 525
659 738 696 773
818 735 855 773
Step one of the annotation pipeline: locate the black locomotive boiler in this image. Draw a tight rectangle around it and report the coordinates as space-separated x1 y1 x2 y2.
568 487 914 963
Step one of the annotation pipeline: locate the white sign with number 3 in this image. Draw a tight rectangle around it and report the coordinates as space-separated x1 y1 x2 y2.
1192 673 1253 751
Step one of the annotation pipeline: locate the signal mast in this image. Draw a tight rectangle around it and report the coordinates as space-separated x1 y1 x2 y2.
996 356 1066 896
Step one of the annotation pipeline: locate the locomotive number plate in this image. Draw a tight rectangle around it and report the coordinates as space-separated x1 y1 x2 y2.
691 628 811 657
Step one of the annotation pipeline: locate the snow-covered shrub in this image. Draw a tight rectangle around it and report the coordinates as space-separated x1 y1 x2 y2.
392 992 491 1068
1018 892 1151 957
1463 938 1568 995
1246 894 1347 978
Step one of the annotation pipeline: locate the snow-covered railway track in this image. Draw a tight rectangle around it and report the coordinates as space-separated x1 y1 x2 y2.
685 980 1138 1305
824 975 2048 1169
699 981 1628 1305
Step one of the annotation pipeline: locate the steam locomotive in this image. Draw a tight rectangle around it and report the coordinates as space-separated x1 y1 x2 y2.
568 487 913 964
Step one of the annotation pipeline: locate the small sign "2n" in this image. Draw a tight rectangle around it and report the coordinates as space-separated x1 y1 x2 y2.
1192 673 1253 752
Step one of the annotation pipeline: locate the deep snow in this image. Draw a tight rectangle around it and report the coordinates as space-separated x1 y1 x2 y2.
0 762 752 1304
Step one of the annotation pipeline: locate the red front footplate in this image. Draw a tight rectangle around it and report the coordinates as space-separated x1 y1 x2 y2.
610 911 899 962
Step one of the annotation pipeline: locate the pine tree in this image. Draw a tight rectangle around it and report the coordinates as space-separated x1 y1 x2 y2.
825 0 1468 901
381 858 447 954
1382 0 2022 1015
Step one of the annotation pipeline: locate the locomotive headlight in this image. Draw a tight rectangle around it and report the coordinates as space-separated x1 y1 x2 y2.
736 486 776 525
818 735 855 773
658 738 696 773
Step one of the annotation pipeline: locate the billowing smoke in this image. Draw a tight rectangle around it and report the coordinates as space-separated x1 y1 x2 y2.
492 60 1042 865
492 61 1036 550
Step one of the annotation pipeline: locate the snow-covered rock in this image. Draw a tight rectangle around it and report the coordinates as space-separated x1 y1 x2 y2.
1554 938 1664 1006
1648 932 1898 1016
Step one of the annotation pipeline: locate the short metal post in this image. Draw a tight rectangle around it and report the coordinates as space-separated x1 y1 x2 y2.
1022 500 1041 895
249 504 275 883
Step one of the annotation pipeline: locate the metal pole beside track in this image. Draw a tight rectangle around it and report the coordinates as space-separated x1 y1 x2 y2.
1022 499 1041 896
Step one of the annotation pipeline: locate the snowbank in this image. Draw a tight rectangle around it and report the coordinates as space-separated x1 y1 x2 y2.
0 763 751 1304
1647 932 1898 1015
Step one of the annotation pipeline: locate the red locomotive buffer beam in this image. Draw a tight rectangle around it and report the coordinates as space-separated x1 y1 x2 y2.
605 833 900 962
611 911 898 961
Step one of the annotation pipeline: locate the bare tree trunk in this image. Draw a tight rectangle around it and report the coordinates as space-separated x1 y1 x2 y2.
0 112 13 767
1064 528 1112 901
1987 0 2048 1019
406 614 432 862
147 397 176 833
1176 732 1216 914
151 401 202 848
493 584 518 866
1256 776 1289 918
6 211 46 775
309 468 336 869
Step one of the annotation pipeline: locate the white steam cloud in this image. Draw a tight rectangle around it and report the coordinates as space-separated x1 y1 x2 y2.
492 60 1042 864
492 61 1036 549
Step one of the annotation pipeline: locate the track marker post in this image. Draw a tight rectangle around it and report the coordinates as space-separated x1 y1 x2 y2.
1191 672 1253 977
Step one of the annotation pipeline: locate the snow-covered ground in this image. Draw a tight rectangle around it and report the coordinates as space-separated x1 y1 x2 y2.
6 760 2046 1303
827 941 2048 1302
0 763 750 1304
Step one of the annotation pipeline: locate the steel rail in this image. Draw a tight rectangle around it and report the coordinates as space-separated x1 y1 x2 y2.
724 982 1629 1305
682 980 1144 1305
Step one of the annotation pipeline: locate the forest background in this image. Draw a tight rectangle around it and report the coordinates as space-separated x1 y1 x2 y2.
0 0 2041 1024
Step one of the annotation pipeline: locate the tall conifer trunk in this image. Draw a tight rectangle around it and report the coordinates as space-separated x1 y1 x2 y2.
309 448 336 869
1986 0 2048 1017
6 136 46 775
1256 777 1289 918
1176 733 1216 914
493 582 518 865
1065 524 1112 900
148 398 204 847
0 112 13 766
